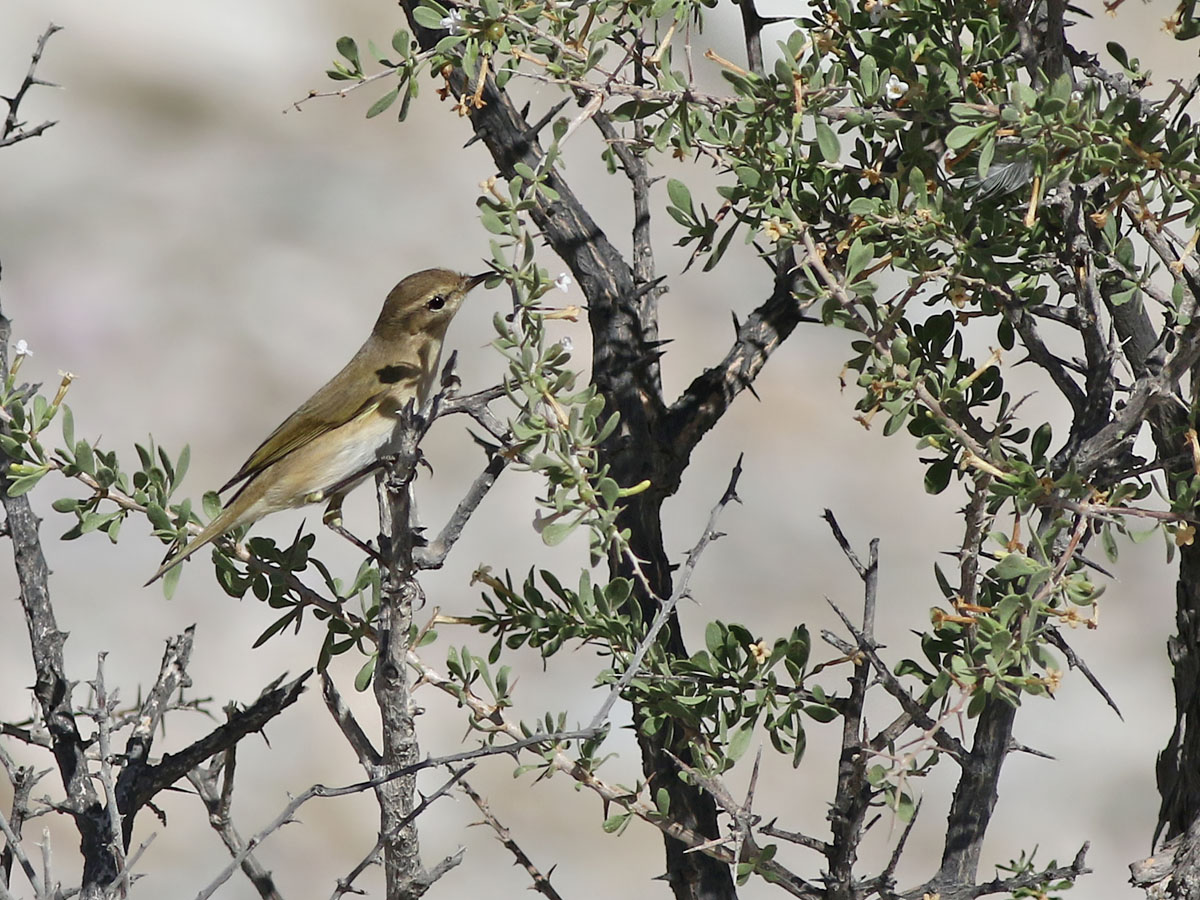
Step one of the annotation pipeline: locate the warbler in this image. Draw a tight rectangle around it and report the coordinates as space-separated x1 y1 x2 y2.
147 268 489 584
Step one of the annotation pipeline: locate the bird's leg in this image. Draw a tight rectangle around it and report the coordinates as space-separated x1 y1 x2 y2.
322 494 385 563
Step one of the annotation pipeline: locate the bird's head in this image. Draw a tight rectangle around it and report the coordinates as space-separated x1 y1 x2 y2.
372 268 490 342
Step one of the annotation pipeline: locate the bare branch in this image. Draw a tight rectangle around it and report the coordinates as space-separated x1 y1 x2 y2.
413 442 506 569
195 767 472 900
458 776 565 900
0 804 42 898
330 836 384 900
187 753 284 900
664 273 807 481
119 671 312 831
820 619 967 762
925 699 1017 890
1 24 61 148
822 511 880 896
321 673 381 769
91 656 129 894
116 627 196 846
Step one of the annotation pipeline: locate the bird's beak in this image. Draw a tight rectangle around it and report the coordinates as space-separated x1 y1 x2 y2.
465 271 492 292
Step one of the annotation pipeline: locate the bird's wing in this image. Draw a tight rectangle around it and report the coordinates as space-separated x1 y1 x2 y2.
219 349 422 493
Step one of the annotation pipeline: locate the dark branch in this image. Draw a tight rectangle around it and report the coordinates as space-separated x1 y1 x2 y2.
1 24 61 148
822 511 879 897
458 776 566 900
1 281 118 890
116 627 196 846
664 268 805 487
118 671 312 827
587 455 743 731
188 750 284 900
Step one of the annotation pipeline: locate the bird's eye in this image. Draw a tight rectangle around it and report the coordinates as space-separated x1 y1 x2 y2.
427 293 447 311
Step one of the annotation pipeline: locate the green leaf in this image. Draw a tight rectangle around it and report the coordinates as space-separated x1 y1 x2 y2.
815 121 840 162
1101 524 1119 563
174 444 190 488
734 165 760 188
597 477 620 508
945 124 982 151
924 458 952 494
367 86 400 118
479 202 508 235
803 704 838 723
61 405 74 449
667 178 696 220
336 36 362 73
355 655 377 691
845 238 873 281
727 723 754 762
655 787 671 815
860 54 878 97
146 503 172 533
977 137 995 180
601 812 631 833
705 621 723 656
1106 41 1130 70
163 562 182 600
0 434 24 461
992 551 1042 580
997 317 1014 350
539 519 578 546
392 29 411 55
75 441 96 476
1031 422 1052 461
6 472 44 496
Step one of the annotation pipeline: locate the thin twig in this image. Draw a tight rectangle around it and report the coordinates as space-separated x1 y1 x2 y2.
588 455 743 731
92 655 129 893
330 836 385 900
1 24 61 148
823 511 879 894
821 619 967 762
187 755 282 900
458 776 565 900
321 673 381 769
0 805 42 897
194 767 473 900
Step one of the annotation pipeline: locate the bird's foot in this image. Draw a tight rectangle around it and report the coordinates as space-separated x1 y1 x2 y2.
325 519 384 564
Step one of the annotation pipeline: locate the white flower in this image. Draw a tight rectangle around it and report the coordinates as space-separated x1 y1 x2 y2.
862 0 887 24
440 9 464 35
884 73 909 103
554 272 573 293
14 339 31 357
559 336 573 353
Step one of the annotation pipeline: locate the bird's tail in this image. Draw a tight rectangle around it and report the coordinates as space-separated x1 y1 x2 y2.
144 507 239 587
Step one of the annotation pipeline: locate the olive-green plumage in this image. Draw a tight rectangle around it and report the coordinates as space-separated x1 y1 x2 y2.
147 268 488 585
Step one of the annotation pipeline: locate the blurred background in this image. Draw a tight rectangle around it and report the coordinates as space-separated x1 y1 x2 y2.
0 2 1189 897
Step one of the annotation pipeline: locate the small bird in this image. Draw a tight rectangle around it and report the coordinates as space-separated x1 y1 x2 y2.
147 268 489 584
